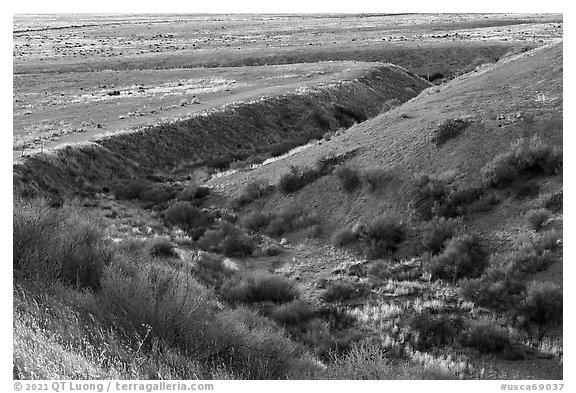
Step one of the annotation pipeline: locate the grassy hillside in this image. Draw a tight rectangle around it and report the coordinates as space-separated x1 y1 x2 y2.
13 41 563 380
210 42 562 244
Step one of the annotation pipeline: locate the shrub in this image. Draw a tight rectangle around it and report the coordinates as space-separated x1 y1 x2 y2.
242 211 274 232
408 312 465 350
264 206 319 237
162 201 213 234
460 323 512 354
358 214 406 259
425 234 488 282
503 245 554 275
316 153 347 175
263 245 282 256
517 283 562 327
460 265 527 311
138 184 176 207
431 119 471 147
232 179 274 208
331 228 358 248
525 208 550 231
361 168 392 193
194 253 234 288
278 165 320 194
481 137 562 188
271 300 317 326
533 229 562 252
148 237 178 258
177 184 210 203
219 271 299 304
514 182 540 200
113 179 152 200
197 222 254 257
13 197 112 290
334 166 361 192
409 174 451 221
420 217 462 255
465 193 501 214
319 281 370 303
542 191 562 213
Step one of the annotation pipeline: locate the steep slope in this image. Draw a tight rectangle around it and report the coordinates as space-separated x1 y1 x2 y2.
210 42 562 254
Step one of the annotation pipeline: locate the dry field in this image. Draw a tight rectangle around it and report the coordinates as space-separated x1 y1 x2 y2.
13 13 562 155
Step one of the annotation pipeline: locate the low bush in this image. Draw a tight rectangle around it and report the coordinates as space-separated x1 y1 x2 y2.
542 191 562 213
331 228 358 248
265 206 319 238
194 253 234 288
319 281 370 303
278 165 320 194
13 197 112 290
367 260 422 282
409 312 465 350
139 184 176 207
361 168 392 193
177 184 210 203
271 300 317 326
425 234 488 282
460 265 527 311
420 217 462 255
514 182 540 200
334 166 361 192
219 271 299 304
113 179 152 200
525 208 550 231
229 155 266 171
242 211 274 232
409 174 451 221
481 137 562 188
410 174 484 221
517 283 562 327
431 118 471 147
162 201 214 236
460 323 512 354
148 237 178 258
232 179 274 208
197 222 254 257
358 214 407 259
